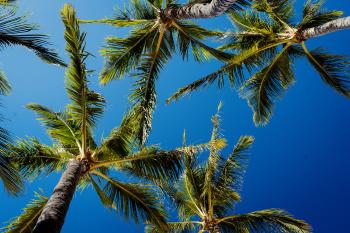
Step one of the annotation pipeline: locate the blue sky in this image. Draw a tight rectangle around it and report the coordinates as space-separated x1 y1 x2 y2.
1 0 350 232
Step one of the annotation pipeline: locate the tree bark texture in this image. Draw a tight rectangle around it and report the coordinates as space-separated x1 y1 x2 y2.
32 159 88 233
163 0 238 19
302 16 350 40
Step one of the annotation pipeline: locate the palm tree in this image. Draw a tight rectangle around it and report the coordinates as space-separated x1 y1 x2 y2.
0 0 64 195
1 4 212 232
168 0 350 125
146 103 312 233
79 0 250 145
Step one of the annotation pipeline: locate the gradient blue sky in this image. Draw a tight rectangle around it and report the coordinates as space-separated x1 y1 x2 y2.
1 0 350 232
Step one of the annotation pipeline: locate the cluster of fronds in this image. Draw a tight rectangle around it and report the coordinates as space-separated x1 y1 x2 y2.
80 0 233 145
146 104 311 232
168 0 350 125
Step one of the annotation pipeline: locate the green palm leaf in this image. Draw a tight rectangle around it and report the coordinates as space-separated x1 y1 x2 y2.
0 149 22 195
0 69 10 95
1 192 48 233
242 44 295 125
299 0 343 30
145 221 199 233
91 171 169 231
100 22 158 84
252 0 294 27
62 4 106 130
167 40 282 104
7 138 71 179
218 209 311 233
26 103 82 154
0 6 64 66
130 40 170 144
174 21 231 62
302 43 350 98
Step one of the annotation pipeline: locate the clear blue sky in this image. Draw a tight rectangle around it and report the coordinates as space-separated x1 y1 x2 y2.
1 0 350 232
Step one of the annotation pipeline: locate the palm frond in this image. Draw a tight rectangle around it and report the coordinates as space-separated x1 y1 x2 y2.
173 21 231 62
212 136 253 214
167 39 284 104
0 69 11 95
228 11 276 37
62 3 105 132
302 44 350 98
100 22 158 84
145 221 199 233
216 136 253 190
119 147 183 181
0 7 64 66
299 0 343 30
0 149 23 195
95 112 137 161
7 138 71 179
91 171 169 231
218 209 311 233
242 44 294 125
129 36 171 144
1 192 48 233
158 181 199 220
26 103 82 154
202 103 224 214
252 0 294 27
79 18 153 27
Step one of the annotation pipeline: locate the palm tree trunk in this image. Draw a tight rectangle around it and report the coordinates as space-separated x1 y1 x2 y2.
162 0 238 19
32 159 88 233
208 224 221 233
302 16 350 40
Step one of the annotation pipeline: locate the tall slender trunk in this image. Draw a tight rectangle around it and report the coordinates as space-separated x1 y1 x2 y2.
32 159 88 233
162 0 238 19
302 16 350 40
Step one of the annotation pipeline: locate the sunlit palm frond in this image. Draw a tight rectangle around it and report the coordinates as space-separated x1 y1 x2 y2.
228 11 276 37
202 103 224 214
299 0 343 30
242 44 295 125
91 171 169 231
0 7 64 66
174 21 231 62
0 69 10 95
218 209 311 233
183 162 206 217
129 44 170 144
167 40 280 104
216 136 253 191
302 44 350 98
1 192 48 233
79 0 156 26
26 103 82 154
120 147 183 181
62 4 106 131
145 221 199 233
95 113 137 161
100 22 158 84
212 136 253 214
157 181 198 220
7 138 71 179
252 0 294 27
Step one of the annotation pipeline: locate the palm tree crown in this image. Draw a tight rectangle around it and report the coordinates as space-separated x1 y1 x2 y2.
168 0 350 125
147 103 312 233
1 4 212 232
79 0 244 145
